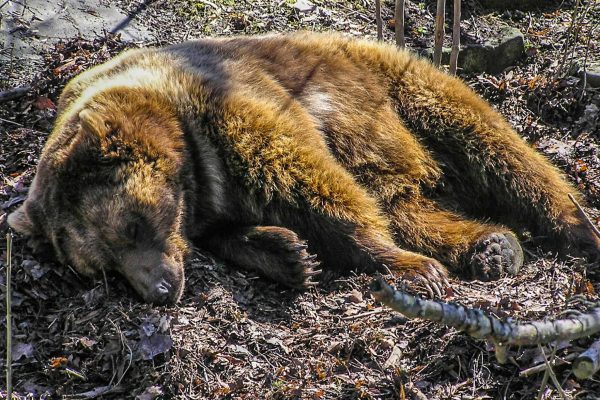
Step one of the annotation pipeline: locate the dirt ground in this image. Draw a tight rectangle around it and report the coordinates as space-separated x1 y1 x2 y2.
1 0 599 399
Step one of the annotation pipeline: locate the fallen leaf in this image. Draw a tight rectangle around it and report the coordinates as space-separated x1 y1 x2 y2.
347 289 363 303
228 344 251 357
34 97 56 110
383 345 403 369
140 321 156 337
138 334 173 360
292 0 316 13
265 337 290 354
50 356 68 368
21 260 49 280
158 315 171 332
327 341 342 354
79 337 98 349
12 342 34 361
1 195 26 209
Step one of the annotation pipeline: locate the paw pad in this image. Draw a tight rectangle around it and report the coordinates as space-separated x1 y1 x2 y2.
470 232 523 281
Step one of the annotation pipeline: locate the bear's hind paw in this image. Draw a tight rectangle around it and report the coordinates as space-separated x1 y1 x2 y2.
469 232 523 280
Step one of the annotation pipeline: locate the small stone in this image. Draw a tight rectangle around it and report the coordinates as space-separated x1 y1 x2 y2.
583 65 600 88
423 27 524 74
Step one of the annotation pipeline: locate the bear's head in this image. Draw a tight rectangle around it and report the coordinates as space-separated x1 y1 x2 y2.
8 89 188 304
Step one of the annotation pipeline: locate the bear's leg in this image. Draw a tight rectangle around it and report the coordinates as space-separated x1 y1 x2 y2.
387 62 600 257
386 197 524 280
203 222 449 295
201 226 321 288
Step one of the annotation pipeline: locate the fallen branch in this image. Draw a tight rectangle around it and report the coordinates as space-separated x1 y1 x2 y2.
573 339 600 379
0 86 30 103
371 277 600 367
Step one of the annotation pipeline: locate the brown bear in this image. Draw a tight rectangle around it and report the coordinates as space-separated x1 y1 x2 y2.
8 32 600 304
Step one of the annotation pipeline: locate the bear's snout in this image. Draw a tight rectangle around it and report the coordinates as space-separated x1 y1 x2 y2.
120 251 185 305
141 263 184 305
145 276 180 305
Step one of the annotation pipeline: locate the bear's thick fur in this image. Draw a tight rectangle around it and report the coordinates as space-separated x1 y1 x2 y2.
8 32 600 304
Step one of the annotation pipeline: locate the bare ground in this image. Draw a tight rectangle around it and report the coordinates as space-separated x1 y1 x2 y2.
1 1 599 399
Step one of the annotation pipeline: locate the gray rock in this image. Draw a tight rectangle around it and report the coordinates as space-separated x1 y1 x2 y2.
424 27 524 74
0 0 152 85
582 65 600 88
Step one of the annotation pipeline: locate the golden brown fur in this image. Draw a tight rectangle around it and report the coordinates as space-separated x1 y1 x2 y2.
8 32 600 304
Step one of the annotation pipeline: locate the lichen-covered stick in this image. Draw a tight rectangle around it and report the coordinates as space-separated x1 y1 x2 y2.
371 276 600 367
573 339 600 379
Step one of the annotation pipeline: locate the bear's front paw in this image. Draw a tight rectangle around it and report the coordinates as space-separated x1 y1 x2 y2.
278 241 322 288
469 232 523 280
245 226 322 288
398 256 449 298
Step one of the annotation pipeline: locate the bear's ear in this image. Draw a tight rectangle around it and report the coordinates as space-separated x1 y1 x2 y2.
7 205 34 236
78 109 110 138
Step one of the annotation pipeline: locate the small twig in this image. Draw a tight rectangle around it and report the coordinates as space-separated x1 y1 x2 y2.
63 367 87 380
102 319 133 395
114 332 133 388
6 231 13 400
539 345 568 400
394 0 405 48
449 0 461 75
579 32 591 100
0 86 30 103
553 0 589 81
536 353 550 400
375 0 383 41
0 117 23 127
568 193 600 239
433 0 445 67
520 353 577 377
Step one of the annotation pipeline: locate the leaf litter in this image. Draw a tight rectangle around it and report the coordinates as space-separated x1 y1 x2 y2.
0 1 599 398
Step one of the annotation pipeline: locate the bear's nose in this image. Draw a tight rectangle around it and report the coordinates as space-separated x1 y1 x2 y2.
150 279 173 305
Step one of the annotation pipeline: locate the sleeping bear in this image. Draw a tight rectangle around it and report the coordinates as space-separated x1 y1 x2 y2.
8 32 600 304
